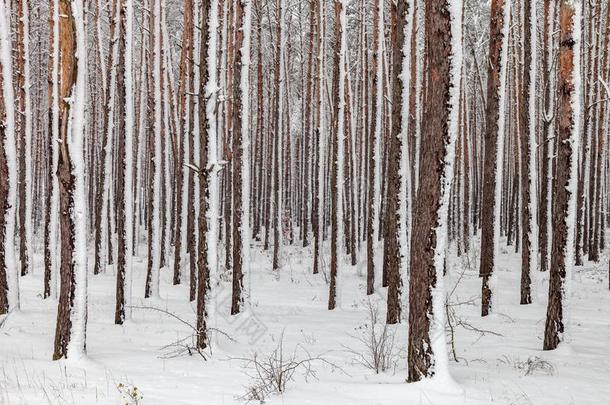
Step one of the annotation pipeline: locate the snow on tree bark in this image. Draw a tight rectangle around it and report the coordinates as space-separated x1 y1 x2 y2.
479 0 510 317
0 0 20 313
328 0 347 311
544 0 581 351
520 0 539 305
53 0 88 360
230 0 252 315
408 0 462 382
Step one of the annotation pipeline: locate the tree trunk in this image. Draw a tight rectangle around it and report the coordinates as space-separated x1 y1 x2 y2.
408 0 460 382
479 0 510 317
53 0 87 360
384 0 407 325
544 0 580 351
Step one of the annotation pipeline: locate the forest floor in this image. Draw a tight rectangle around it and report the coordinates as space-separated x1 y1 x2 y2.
1 237 609 404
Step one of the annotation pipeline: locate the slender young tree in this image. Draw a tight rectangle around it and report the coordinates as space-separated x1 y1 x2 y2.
0 66 8 314
272 0 285 272
384 0 409 325
479 0 510 316
115 0 134 325
173 0 195 286
145 0 163 299
520 0 539 304
44 0 60 300
230 0 252 315
366 0 384 295
328 0 347 311
197 0 220 349
544 0 581 351
15 0 33 277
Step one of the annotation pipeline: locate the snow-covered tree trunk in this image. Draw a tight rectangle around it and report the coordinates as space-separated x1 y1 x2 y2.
53 0 88 360
543 0 581 351
366 0 384 295
328 0 347 311
384 0 412 325
479 0 510 316
0 0 19 313
66 0 88 359
172 0 194 286
272 0 286 273
408 0 462 382
14 0 31 278
115 0 134 325
230 0 252 315
94 0 120 276
196 0 219 349
16 0 33 278
145 0 162 299
312 0 325 276
0 69 9 314
44 0 60 300
520 0 539 304
540 0 556 272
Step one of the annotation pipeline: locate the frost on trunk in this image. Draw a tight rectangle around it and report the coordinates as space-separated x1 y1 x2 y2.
230 0 252 315
22 0 33 277
543 0 581 351
399 0 414 283
66 0 88 358
115 0 135 324
313 0 325 276
479 0 510 317
520 0 539 304
53 0 88 361
240 0 252 301
272 0 286 272
134 24 148 257
328 0 347 311
44 0 60 300
408 0 461 383
367 0 384 293
161 24 173 268
197 0 219 349
145 0 163 299
0 0 19 312
384 0 413 324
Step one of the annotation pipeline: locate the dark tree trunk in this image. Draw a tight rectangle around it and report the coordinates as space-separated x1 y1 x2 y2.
544 0 578 351
0 69 9 314
366 0 381 296
479 0 507 317
519 0 535 305
384 0 406 325
53 0 77 359
114 0 127 325
408 0 452 382
196 0 212 350
328 0 344 311
230 0 246 315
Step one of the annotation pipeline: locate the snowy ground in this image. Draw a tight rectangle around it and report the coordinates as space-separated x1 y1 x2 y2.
1 238 609 404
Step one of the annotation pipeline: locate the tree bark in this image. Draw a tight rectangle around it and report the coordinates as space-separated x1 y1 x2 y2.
544 0 580 351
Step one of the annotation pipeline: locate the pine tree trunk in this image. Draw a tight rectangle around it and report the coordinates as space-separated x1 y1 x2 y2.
544 0 580 351
480 0 510 317
53 0 87 359
0 66 9 314
408 0 458 382
230 0 250 315
384 0 407 325
115 0 128 324
172 0 194 286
